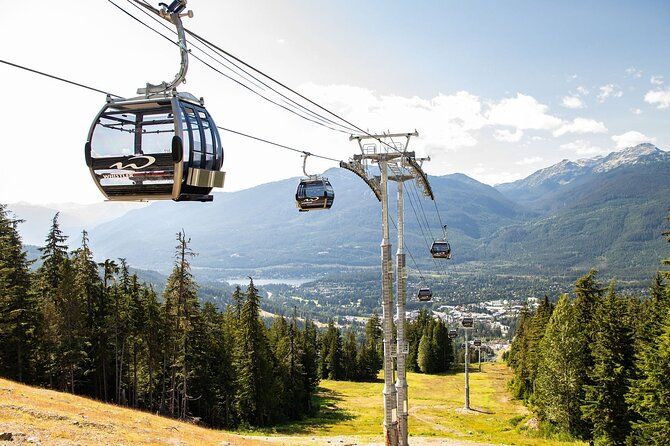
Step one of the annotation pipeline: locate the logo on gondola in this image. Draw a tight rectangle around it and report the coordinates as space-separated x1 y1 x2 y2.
109 155 156 170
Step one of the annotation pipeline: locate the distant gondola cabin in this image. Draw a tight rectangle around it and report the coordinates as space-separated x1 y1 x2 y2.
430 240 451 259
417 287 433 302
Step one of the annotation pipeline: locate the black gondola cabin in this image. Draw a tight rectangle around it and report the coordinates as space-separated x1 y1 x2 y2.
85 93 225 202
295 178 334 211
430 240 451 259
417 287 433 302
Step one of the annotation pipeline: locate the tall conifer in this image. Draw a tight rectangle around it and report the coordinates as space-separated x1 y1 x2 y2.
0 205 36 382
535 294 584 435
582 284 635 445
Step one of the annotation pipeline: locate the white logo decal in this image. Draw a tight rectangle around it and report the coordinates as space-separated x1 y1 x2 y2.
110 155 156 170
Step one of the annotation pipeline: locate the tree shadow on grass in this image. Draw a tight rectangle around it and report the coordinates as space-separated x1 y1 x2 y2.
262 386 356 435
468 407 494 415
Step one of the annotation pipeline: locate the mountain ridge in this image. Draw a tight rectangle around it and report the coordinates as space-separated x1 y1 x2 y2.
495 144 669 212
7 144 669 289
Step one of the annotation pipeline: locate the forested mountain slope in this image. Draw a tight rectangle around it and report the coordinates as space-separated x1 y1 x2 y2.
9 144 669 284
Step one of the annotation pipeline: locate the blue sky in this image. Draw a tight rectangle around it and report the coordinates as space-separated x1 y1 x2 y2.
0 0 668 203
303 1 670 95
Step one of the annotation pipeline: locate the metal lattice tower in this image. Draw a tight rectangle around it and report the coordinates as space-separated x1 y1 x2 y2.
341 131 430 446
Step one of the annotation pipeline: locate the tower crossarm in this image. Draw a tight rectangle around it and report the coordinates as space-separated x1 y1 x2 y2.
339 160 382 201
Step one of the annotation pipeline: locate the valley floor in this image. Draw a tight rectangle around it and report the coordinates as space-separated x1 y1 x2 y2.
0 364 583 446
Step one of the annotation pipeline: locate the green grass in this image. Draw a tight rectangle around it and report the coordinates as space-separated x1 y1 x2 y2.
253 362 585 445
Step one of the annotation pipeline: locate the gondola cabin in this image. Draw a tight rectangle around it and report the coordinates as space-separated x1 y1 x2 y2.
462 317 474 328
430 240 452 259
448 329 458 339
295 177 334 211
473 339 482 347
417 287 433 302
85 93 225 202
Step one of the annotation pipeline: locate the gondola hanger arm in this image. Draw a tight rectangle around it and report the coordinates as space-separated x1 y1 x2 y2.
301 152 313 177
138 0 192 96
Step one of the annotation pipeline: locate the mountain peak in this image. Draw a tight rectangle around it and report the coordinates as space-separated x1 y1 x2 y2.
498 143 667 194
616 142 660 157
594 143 666 173
631 142 658 150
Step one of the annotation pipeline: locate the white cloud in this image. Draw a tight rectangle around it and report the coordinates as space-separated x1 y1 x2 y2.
651 75 664 86
644 88 670 109
625 67 643 79
576 86 590 96
597 84 623 102
561 95 585 109
560 140 608 156
611 131 657 149
301 84 487 155
276 38 287 44
493 129 524 142
553 118 607 137
631 108 643 115
487 93 563 131
515 156 544 165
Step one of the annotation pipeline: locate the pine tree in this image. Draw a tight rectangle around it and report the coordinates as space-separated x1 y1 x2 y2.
71 230 101 395
285 310 306 419
535 294 585 435
55 258 88 393
142 285 163 412
127 274 146 408
267 314 290 420
320 320 343 380
97 258 118 401
37 213 68 293
234 279 272 425
329 323 343 380
162 231 199 418
111 260 131 406
231 285 244 319
0 205 37 382
525 296 553 398
342 330 359 380
407 308 430 372
582 284 635 445
507 305 532 399
300 317 320 413
417 324 434 374
628 308 670 444
365 312 383 372
34 213 70 387
432 319 452 373
628 229 670 444
571 269 604 439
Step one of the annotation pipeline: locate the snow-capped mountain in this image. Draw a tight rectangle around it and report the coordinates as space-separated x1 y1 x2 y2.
496 144 669 209
592 143 668 173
